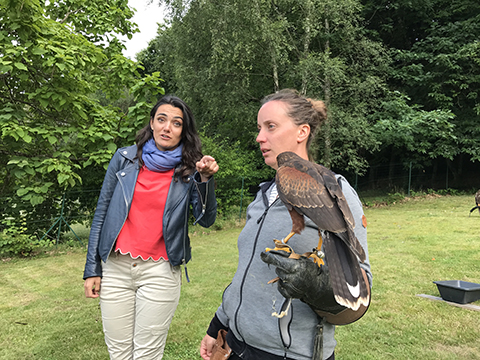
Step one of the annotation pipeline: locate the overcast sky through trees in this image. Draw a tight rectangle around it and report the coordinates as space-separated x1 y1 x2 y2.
122 0 165 59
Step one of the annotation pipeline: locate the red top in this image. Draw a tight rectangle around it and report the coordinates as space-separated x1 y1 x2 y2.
115 167 174 261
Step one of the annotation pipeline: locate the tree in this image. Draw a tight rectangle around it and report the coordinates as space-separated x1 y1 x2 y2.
370 92 457 182
141 0 479 192
362 0 480 172
0 0 164 234
137 24 178 95
147 0 389 174
282 0 389 170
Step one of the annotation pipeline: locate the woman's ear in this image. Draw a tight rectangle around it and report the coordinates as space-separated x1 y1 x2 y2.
297 124 311 144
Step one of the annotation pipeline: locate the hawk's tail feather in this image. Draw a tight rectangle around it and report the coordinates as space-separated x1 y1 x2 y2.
346 227 366 263
324 232 370 311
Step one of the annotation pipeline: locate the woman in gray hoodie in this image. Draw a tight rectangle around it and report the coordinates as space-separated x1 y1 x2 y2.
200 89 371 360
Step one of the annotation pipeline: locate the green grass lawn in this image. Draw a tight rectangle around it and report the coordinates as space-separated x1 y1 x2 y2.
1 194 480 359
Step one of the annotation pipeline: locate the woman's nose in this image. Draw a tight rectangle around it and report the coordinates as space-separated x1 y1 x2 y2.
256 130 265 143
163 120 171 131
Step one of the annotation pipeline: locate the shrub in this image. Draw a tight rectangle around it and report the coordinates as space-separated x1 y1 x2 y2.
0 220 36 257
0 219 52 257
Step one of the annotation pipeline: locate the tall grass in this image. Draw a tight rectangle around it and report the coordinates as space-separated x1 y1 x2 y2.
1 195 479 359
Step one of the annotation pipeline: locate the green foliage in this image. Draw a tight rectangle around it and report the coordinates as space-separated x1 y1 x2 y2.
200 133 274 214
146 0 480 186
0 0 164 234
362 0 480 166
137 24 178 94
371 91 458 165
2 0 480 242
0 218 51 257
0 228 35 257
149 0 389 173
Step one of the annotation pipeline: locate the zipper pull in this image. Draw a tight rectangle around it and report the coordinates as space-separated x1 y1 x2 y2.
257 209 268 224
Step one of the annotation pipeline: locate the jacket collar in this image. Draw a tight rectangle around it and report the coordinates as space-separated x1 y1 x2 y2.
259 178 275 207
118 145 138 162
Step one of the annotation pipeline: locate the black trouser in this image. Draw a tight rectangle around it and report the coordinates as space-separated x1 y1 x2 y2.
230 352 335 360
226 327 335 360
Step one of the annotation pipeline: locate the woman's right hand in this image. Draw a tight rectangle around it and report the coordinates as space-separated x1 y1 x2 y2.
200 334 216 360
84 276 102 298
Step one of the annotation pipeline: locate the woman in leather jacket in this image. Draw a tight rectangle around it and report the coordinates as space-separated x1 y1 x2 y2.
84 95 218 360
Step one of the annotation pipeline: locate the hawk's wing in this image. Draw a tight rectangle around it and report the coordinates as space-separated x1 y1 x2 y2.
276 158 366 263
314 164 366 263
276 166 346 233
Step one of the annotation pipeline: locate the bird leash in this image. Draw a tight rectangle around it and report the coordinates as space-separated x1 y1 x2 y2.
312 317 326 360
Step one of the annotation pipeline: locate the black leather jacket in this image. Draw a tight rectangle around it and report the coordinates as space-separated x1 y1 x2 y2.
83 145 217 279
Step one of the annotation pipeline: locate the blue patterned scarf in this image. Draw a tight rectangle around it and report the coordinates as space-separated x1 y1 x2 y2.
142 138 183 172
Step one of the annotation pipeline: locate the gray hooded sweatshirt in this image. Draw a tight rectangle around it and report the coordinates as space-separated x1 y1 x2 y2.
213 176 371 359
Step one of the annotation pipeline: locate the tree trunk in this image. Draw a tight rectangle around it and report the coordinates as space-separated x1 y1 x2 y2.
301 0 313 95
323 17 332 168
446 158 458 184
272 52 279 92
388 148 395 187
431 158 438 187
369 164 376 190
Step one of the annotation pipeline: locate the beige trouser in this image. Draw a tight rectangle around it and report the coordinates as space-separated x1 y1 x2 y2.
100 253 181 360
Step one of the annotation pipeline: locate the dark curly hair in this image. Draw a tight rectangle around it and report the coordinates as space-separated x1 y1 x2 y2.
135 95 203 181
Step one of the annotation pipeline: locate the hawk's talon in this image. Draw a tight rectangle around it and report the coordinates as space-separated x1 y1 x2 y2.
310 254 325 267
267 277 280 284
265 239 293 254
265 246 292 253
307 248 325 267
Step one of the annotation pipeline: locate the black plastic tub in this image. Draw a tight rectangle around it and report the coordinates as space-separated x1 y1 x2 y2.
433 280 480 304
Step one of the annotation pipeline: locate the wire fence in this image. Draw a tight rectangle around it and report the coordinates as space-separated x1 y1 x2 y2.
1 161 478 244
343 161 479 194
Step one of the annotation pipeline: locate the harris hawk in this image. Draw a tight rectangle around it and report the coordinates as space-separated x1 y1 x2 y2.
266 151 369 312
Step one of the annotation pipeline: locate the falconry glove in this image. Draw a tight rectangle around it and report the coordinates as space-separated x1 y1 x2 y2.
260 250 346 315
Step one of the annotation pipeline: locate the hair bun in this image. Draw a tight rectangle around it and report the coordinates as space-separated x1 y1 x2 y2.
307 98 327 120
